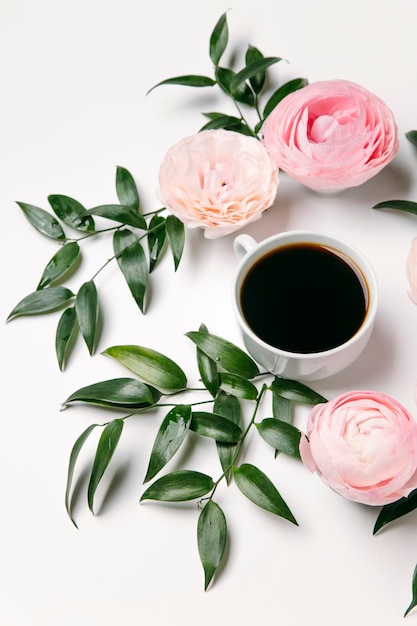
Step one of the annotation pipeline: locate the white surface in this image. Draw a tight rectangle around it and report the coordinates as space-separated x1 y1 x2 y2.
2 1 417 624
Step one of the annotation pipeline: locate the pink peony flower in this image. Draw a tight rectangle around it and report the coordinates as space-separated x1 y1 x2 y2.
406 237 417 305
262 79 399 191
299 390 417 505
158 129 279 239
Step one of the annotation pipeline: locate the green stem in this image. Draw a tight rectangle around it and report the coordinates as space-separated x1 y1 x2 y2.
232 100 257 138
209 383 268 498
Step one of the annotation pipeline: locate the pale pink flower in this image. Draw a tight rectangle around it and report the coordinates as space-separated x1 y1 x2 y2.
158 129 279 239
406 237 417 305
299 390 417 505
262 80 398 191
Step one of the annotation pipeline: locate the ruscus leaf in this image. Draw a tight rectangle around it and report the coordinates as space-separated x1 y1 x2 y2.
115 166 140 212
233 463 298 524
144 405 192 483
140 470 214 502
56 306 77 370
218 372 258 399
215 66 255 106
406 130 417 149
16 201 66 240
75 280 98 355
196 323 218 397
373 488 417 535
147 75 216 94
88 419 124 513
186 331 259 379
262 78 308 120
86 204 146 229
147 215 167 272
63 377 161 408
214 391 241 485
113 229 148 313
209 12 228 65
37 241 80 289
269 377 327 405
65 423 99 527
191 411 242 443
48 194 95 232
404 564 417 617
256 418 302 459
372 200 417 216
7 286 74 321
166 214 185 271
198 500 227 590
272 393 293 423
245 45 266 94
230 56 282 92
102 344 187 391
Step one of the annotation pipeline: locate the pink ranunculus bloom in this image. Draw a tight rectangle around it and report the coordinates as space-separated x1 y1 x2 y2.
262 79 399 191
299 390 417 505
158 129 279 239
406 237 417 305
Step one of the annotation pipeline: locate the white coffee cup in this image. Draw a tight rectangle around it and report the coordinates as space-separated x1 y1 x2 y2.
232 230 378 381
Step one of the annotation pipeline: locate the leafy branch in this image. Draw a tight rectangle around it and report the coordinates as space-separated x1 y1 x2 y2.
6 166 185 370
147 12 308 138
62 323 326 590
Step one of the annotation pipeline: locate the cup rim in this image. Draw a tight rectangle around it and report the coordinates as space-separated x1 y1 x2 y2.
233 229 378 361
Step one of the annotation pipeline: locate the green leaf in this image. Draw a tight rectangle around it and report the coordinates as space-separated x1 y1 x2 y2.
406 130 417 149
199 113 247 132
186 331 259 379
102 344 187 391
198 500 227 590
256 418 302 459
115 166 140 211
86 204 146 229
262 78 309 120
215 67 255 107
166 214 185 271
37 241 80 289
218 372 258 399
272 393 292 423
113 229 148 313
373 488 417 535
372 200 417 216
214 391 241 484
88 419 124 513
144 405 192 483
75 280 98 355
147 75 216 95
196 323 218 397
269 377 327 405
245 45 266 94
140 470 214 502
7 286 74 321
64 377 161 408
16 201 65 240
48 194 95 232
65 423 98 527
233 463 298 524
56 306 77 370
147 215 167 272
230 56 282 92
404 564 417 617
191 411 242 443
209 12 228 66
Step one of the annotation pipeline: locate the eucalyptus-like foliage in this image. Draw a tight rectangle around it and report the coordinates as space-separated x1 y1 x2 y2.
63 325 327 590
147 12 308 138
7 165 185 369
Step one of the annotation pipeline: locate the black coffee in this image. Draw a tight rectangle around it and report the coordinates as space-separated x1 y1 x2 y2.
240 243 367 354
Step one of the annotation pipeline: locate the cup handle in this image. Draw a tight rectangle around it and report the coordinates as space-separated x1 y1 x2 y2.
233 234 257 260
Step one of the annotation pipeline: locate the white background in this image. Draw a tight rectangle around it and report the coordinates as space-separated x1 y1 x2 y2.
2 0 417 624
